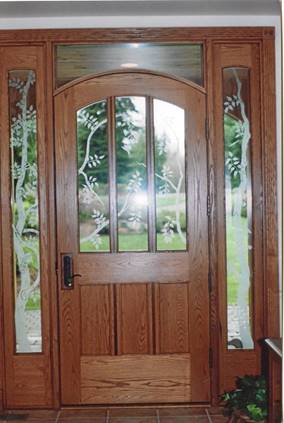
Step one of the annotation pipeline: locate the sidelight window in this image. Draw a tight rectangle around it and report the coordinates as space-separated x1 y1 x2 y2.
9 70 42 353
223 67 254 350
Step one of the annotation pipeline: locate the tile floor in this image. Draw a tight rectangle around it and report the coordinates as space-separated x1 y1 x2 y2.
0 407 227 423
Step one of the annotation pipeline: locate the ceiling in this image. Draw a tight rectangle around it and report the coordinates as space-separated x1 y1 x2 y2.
0 0 280 17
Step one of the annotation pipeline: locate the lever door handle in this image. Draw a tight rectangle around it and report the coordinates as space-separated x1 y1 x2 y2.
62 254 82 289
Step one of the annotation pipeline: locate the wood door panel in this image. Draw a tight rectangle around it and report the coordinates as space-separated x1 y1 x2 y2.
69 72 205 112
156 283 189 354
60 289 81 404
81 354 191 404
117 284 153 355
188 274 210 402
81 285 114 356
6 356 52 407
55 72 209 405
223 352 259 391
76 253 196 284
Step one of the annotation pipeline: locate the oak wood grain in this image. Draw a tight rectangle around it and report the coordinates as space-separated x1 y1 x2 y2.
81 354 191 404
262 38 279 338
45 40 60 409
77 252 198 284
116 284 152 355
0 46 53 408
55 90 81 404
0 28 278 410
0 27 274 44
212 42 264 396
222 352 260 392
205 39 220 405
55 71 209 405
186 91 210 402
157 283 189 354
81 285 114 356
0 49 5 411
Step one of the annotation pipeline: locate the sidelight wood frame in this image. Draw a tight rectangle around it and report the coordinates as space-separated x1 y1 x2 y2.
0 27 278 410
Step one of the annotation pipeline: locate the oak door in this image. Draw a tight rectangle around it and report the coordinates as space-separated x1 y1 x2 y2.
55 72 210 405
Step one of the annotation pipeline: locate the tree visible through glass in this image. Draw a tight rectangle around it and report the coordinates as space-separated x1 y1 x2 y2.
223 68 254 350
77 100 110 252
116 96 148 252
77 96 188 253
154 99 187 250
9 70 42 353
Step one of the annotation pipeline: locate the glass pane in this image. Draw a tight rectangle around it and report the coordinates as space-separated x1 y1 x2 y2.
77 100 110 252
116 96 148 252
223 68 254 349
56 43 203 88
9 70 42 353
154 99 187 251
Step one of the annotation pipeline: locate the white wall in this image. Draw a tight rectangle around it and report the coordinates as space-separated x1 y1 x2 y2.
0 13 281 323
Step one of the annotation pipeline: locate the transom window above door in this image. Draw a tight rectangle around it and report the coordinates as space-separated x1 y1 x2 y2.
55 43 203 88
77 96 187 253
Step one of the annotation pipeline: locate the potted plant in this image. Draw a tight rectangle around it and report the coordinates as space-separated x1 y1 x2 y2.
221 375 268 422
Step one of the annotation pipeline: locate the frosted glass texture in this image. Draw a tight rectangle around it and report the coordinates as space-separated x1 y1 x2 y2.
154 99 187 251
77 100 110 252
223 68 254 350
9 70 42 353
116 97 148 252
56 43 203 88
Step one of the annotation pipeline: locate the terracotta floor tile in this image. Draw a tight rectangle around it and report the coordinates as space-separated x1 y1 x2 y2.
6 411 58 419
159 408 207 417
109 418 157 423
60 409 107 418
58 418 106 423
159 418 209 423
109 409 157 417
5 420 56 423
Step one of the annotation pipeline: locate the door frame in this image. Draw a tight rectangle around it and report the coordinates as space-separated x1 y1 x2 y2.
0 27 279 409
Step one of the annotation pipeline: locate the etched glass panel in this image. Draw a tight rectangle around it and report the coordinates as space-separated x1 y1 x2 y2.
223 68 254 349
56 43 203 88
77 100 110 252
154 99 187 251
116 96 148 251
9 70 42 353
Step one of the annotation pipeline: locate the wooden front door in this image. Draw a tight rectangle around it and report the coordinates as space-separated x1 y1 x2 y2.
55 72 210 405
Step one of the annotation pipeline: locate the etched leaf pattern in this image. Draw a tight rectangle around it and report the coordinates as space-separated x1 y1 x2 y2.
154 99 187 250
9 70 42 352
224 68 254 349
78 97 187 252
77 101 110 251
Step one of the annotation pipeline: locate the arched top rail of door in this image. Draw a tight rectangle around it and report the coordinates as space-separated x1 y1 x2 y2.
54 68 206 98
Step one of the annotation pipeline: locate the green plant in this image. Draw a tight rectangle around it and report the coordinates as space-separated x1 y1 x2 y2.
221 375 267 422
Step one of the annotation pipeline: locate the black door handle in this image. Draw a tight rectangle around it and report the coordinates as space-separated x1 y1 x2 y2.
62 254 82 289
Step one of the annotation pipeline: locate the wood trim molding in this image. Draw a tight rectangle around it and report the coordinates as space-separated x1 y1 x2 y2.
54 68 206 97
261 38 280 338
0 86 5 409
0 26 278 408
211 39 278 397
45 41 60 410
0 26 275 44
206 39 220 406
0 45 53 409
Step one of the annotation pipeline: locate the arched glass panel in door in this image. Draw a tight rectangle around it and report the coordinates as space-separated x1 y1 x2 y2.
77 96 187 253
